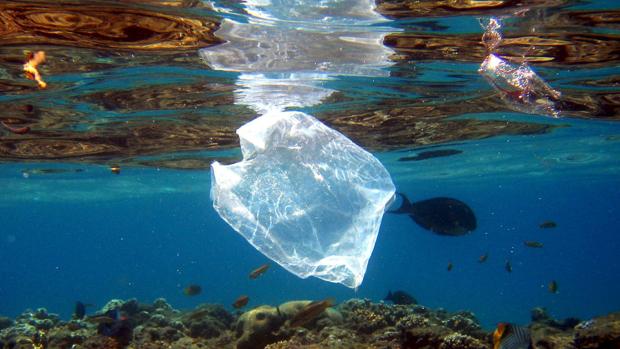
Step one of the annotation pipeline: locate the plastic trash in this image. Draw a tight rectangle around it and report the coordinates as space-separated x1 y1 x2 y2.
479 53 561 117
210 111 395 288
478 17 562 117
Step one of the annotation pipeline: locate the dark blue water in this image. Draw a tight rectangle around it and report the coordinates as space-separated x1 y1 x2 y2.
2 113 619 329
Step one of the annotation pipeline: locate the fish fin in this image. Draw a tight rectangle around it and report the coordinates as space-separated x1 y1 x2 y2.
500 324 532 349
387 192 413 214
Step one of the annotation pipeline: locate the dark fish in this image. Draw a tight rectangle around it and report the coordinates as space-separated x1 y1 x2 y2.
524 241 544 248
95 309 132 345
549 280 558 294
22 168 84 176
110 165 121 175
183 284 202 296
289 298 334 328
447 262 453 271
539 221 557 229
390 193 477 236
233 295 249 309
479 253 489 263
73 301 92 320
493 323 532 349
1 121 30 134
384 290 417 305
249 264 269 279
505 260 512 273
398 149 462 162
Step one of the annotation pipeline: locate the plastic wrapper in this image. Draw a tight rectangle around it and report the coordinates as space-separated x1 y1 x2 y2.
479 54 561 117
210 111 395 288
478 17 562 117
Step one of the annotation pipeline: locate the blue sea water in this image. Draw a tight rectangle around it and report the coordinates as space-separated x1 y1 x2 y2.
1 0 620 333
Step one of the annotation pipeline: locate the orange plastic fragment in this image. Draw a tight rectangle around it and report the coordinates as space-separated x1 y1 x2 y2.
23 51 47 89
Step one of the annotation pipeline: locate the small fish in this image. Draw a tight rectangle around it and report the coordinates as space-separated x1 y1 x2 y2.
524 241 544 248
73 301 93 320
232 295 249 309
479 253 489 263
493 322 532 349
447 262 453 271
183 284 202 296
94 309 132 341
23 51 47 88
185 308 211 321
289 298 335 328
539 221 557 229
110 165 121 175
549 280 558 294
384 290 417 305
505 260 512 273
22 168 84 176
249 263 269 279
86 311 118 324
398 149 463 162
1 121 30 134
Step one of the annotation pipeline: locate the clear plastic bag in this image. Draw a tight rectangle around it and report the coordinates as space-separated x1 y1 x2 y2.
210 111 395 288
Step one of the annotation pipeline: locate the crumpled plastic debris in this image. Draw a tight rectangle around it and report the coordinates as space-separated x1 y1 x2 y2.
210 111 395 288
478 18 562 117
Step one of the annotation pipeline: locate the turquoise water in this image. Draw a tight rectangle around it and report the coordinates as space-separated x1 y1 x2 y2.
1 0 620 331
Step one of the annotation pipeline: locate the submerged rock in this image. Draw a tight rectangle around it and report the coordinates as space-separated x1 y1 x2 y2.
0 317 13 331
0 298 618 349
574 312 620 349
236 305 286 349
181 304 233 339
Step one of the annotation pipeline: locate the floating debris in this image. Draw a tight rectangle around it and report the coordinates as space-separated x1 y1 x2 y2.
524 241 544 248
505 260 513 273
390 193 477 236
249 263 269 279
398 149 463 162
478 252 489 263
540 221 557 229
183 284 202 296
233 295 249 309
384 290 417 305
289 298 335 328
23 51 47 88
549 280 559 294
493 322 532 349
478 18 562 117
1 121 30 134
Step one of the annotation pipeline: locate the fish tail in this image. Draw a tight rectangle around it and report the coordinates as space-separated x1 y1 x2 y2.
389 192 413 213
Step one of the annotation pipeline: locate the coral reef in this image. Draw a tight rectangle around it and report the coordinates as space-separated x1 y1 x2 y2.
1 298 619 349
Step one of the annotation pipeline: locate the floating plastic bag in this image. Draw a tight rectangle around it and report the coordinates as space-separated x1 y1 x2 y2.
211 111 395 288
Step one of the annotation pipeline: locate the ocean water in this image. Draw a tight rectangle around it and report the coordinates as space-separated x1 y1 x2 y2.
1 0 620 331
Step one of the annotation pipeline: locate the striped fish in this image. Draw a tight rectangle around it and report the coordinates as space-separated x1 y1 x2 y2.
493 323 532 349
